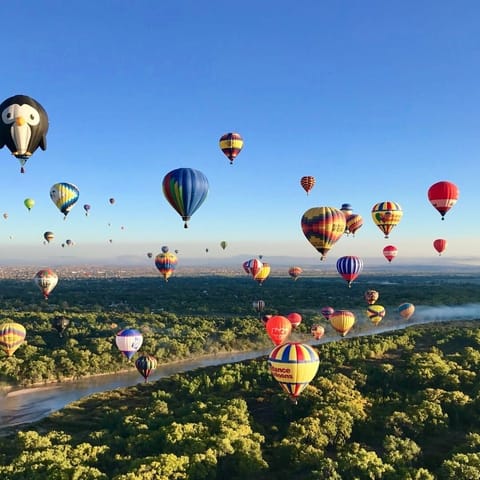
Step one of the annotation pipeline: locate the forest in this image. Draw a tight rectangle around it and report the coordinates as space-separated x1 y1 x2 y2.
0 272 479 478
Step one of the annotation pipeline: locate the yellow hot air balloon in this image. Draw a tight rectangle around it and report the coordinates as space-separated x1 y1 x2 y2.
268 342 319 403
0 322 26 356
301 207 346 260
330 310 355 337
254 263 271 285
371 201 403 238
366 304 386 325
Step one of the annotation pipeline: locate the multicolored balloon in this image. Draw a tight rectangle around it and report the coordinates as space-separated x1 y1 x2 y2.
268 342 319 403
265 315 292 345
155 250 178 282
433 238 447 256
428 181 459 220
383 245 398 263
0 94 49 172
371 201 403 238
115 328 143 360
43 231 54 243
243 258 263 278
135 354 158 382
336 256 363 287
33 269 58 300
364 289 379 305
346 213 363 236
0 322 26 356
219 132 243 165
311 325 325 340
366 304 386 326
301 206 346 260
162 168 209 228
340 203 353 217
300 176 315 195
288 266 303 281
398 303 415 320
329 310 355 337
50 182 80 218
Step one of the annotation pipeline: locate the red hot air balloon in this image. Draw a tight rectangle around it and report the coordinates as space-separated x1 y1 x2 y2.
287 312 302 329
243 258 263 278
428 181 459 220
265 315 292 345
383 245 398 263
336 255 363 287
300 176 315 195
433 238 447 255
288 266 303 281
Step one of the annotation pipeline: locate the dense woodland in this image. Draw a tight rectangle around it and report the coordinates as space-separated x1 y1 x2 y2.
0 272 480 478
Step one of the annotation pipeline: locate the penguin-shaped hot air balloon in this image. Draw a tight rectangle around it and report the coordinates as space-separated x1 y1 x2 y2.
0 95 49 173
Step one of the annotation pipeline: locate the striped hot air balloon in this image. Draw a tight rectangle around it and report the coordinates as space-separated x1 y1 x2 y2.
433 238 447 256
330 310 356 337
398 303 415 320
268 342 319 403
135 354 158 382
155 251 178 282
346 213 363 236
0 322 26 356
371 201 403 238
301 207 346 260
115 328 143 360
219 132 243 164
336 255 363 287
50 182 80 218
366 304 386 326
300 176 315 195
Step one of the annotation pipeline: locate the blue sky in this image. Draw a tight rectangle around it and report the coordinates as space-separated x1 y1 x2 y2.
0 0 479 268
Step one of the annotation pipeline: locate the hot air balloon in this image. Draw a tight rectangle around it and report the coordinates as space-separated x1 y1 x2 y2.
66 239 73 247
161 245 169 253
364 289 379 305
43 231 54 243
311 325 325 340
383 245 398 263
330 310 355 337
33 269 58 300
254 263 271 285
52 316 70 337
265 315 292 345
2 213 7 220
24 198 35 211
433 238 447 255
346 213 363 236
115 328 143 360
288 266 303 281
243 258 263 278
219 132 243 165
366 304 386 326
220 241 228 250
340 203 353 217
252 300 265 314
287 312 302 329
83 204 91 216
135 354 158 382
162 168 209 228
301 207 346 260
428 181 459 220
371 201 403 238
0 322 26 356
0 94 49 172
336 256 363 287
155 250 178 282
268 342 319 403
300 176 315 195
146 252 153 258
109 197 115 205
321 306 334 320
50 182 80 219
398 303 415 320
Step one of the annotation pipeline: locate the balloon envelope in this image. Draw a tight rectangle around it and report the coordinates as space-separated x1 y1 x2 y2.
24 198 35 211
383 245 398 263
52 316 70 336
398 303 415 320
428 181 459 220
43 231 54 243
220 241 228 250
115 328 143 360
162 168 209 228
265 315 292 345
155 252 178 282
433 238 447 255
288 266 303 280
364 289 379 305
50 182 80 218
336 256 363 287
300 176 315 195
268 342 319 402
0 322 26 356
301 207 346 260
135 354 158 382
346 213 363 236
254 263 270 285
252 300 265 312
321 306 334 320
330 310 355 337
371 201 403 238
33 269 58 299
219 132 243 164
287 312 302 329
366 304 386 325
311 324 325 340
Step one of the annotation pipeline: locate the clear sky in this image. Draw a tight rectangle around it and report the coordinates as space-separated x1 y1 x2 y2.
0 0 479 268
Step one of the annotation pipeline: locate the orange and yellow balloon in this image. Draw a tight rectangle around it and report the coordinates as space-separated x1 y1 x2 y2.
0 322 26 356
366 304 386 325
300 176 315 195
371 201 403 238
329 310 355 337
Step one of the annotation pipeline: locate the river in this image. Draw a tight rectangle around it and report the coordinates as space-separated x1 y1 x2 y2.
1 304 479 433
